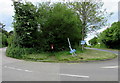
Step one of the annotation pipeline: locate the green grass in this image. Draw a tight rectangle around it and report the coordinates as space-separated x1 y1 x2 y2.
22 49 117 63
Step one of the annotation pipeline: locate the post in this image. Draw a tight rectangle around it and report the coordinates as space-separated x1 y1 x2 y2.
67 38 72 51
67 38 77 56
82 44 84 51
81 40 85 51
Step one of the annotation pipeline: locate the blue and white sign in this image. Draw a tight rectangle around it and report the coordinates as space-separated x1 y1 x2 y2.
81 40 86 45
70 49 76 53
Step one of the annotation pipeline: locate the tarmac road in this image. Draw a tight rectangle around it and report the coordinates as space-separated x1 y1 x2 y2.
1 47 118 81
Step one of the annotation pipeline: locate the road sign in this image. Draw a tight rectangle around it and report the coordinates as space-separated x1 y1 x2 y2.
70 49 76 53
81 40 85 45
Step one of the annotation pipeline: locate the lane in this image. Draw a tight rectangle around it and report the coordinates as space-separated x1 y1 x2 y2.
60 48 118 81
2 60 60 81
59 61 118 81
60 74 90 78
2 48 118 81
101 66 118 69
85 47 118 54
0 48 2 82
2 48 60 81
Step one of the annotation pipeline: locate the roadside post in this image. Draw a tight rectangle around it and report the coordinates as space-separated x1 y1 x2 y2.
67 38 77 56
81 40 86 51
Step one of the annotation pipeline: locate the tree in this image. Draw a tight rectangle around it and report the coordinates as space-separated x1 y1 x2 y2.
37 3 82 51
68 1 113 49
2 33 8 47
0 22 8 36
0 22 8 47
13 2 38 48
89 37 98 46
9 31 14 35
0 22 5 29
0 29 8 47
99 21 120 49
12 2 82 52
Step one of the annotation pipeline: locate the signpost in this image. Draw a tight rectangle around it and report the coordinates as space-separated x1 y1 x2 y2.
67 38 77 56
81 40 86 51
81 40 85 45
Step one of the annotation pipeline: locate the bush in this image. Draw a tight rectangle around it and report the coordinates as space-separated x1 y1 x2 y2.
98 21 120 49
12 2 82 52
6 46 25 59
6 46 42 59
0 33 2 48
2 33 8 47
7 35 14 47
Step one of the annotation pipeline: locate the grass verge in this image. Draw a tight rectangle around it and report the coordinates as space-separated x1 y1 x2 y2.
21 49 117 63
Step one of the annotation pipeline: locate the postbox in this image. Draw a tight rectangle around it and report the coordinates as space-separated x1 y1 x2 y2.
51 44 54 50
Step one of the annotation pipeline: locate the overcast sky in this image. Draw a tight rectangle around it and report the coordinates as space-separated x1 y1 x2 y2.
0 0 119 42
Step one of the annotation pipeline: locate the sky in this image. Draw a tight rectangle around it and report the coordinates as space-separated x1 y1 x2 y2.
0 0 119 43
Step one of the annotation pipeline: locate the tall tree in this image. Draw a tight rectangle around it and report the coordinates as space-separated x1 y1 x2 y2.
99 21 120 49
0 22 5 29
37 3 82 51
68 1 113 49
0 22 8 47
13 1 38 48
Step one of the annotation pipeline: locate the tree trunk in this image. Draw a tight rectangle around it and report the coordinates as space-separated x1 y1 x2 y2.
81 2 87 51
81 24 85 51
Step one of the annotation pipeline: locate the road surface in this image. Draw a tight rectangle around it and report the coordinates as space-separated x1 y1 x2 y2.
1 47 118 81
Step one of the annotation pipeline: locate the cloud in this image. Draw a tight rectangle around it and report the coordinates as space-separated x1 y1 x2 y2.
0 0 14 15
85 0 119 44
0 0 119 33
0 0 14 31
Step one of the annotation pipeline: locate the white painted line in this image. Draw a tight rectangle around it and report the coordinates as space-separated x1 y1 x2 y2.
4 66 7 68
25 70 33 72
60 74 89 78
6 66 16 70
101 66 118 69
4 66 33 72
16 69 22 71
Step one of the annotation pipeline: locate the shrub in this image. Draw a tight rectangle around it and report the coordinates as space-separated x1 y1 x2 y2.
98 21 120 49
6 46 25 59
2 33 8 47
0 33 2 48
12 2 82 52
6 46 41 59
7 35 14 47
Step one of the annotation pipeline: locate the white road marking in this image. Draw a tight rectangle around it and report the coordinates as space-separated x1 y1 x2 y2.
16 69 22 71
25 70 33 72
101 66 118 69
60 74 89 78
4 66 33 72
4 66 15 69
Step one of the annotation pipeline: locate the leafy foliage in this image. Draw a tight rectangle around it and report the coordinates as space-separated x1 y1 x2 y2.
11 2 82 52
2 33 8 47
98 21 120 49
68 1 112 40
13 2 38 48
37 3 82 51
7 2 82 58
6 46 41 59
89 37 98 46
0 23 8 47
